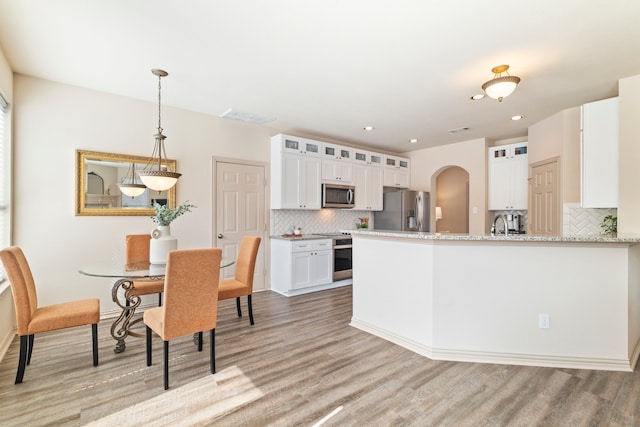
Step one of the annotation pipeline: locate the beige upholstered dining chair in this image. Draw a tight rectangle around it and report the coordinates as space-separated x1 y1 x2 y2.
143 248 222 390
126 234 164 306
0 246 100 384
218 236 261 325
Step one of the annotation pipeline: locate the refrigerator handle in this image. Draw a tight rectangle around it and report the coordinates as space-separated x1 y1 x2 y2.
415 193 421 230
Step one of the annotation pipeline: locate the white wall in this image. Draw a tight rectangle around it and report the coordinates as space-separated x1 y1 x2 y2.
12 75 273 311
406 138 488 235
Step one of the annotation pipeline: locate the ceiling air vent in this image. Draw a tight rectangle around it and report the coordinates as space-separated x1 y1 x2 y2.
448 127 469 134
219 108 276 124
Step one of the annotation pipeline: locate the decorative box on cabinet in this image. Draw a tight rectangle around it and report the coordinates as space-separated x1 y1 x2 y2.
581 97 618 208
271 135 322 209
271 238 334 297
488 142 528 210
383 155 410 188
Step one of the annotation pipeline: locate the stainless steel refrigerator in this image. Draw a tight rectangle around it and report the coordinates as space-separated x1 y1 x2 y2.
374 190 430 232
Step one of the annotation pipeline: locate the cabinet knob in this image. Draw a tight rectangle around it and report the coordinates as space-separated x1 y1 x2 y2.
218 234 224 238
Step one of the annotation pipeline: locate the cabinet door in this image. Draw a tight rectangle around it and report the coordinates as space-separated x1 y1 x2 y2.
301 157 321 209
581 97 618 208
354 165 383 210
280 154 303 209
510 145 529 210
312 250 333 285
292 252 313 289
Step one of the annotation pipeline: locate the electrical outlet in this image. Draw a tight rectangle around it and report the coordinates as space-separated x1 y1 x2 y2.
539 313 550 329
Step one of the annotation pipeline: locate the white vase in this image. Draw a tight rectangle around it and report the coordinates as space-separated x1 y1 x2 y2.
149 225 177 265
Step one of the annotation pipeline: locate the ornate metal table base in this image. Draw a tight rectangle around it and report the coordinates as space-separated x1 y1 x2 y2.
110 278 142 353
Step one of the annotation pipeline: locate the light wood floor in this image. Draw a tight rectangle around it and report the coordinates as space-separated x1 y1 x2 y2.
1 286 640 426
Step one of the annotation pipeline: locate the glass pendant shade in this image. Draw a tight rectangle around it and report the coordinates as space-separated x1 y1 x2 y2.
118 162 146 198
139 171 180 192
119 183 146 198
481 65 520 102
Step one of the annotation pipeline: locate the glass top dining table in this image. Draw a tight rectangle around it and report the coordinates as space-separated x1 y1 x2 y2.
79 258 233 279
79 257 233 353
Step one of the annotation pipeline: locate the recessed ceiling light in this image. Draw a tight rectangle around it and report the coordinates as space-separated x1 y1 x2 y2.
409 138 418 143
511 115 525 121
363 126 375 131
470 94 485 100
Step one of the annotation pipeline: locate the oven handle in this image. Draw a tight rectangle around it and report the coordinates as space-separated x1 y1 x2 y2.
333 244 352 249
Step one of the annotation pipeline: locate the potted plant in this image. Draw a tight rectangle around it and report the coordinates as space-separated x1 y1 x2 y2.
151 201 196 226
600 214 617 237
149 201 197 264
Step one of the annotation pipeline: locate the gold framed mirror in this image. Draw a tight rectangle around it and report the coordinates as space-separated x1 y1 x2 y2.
75 149 177 216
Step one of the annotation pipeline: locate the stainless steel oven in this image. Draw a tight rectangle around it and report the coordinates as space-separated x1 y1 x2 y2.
332 235 352 281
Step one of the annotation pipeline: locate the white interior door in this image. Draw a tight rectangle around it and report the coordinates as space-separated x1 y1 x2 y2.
214 159 267 291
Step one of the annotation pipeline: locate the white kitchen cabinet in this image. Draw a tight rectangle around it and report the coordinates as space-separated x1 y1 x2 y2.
276 134 322 156
383 155 410 188
271 238 333 296
353 149 384 167
353 164 383 211
488 142 528 210
581 97 619 208
271 135 322 209
321 143 353 183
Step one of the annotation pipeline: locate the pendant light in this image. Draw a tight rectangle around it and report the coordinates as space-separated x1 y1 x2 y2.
481 65 521 102
137 69 181 192
118 162 146 198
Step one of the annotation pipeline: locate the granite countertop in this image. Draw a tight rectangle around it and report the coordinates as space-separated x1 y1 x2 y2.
270 234 333 241
350 229 640 244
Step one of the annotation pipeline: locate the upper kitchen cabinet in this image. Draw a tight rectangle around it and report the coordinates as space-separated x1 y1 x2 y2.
383 155 411 188
271 135 322 209
581 97 619 208
321 142 353 183
488 142 528 210
353 149 384 167
353 164 384 211
277 134 322 156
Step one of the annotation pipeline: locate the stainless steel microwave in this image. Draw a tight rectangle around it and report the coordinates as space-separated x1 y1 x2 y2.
322 184 355 208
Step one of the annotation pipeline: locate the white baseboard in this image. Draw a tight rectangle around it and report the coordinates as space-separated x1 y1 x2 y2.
271 279 352 297
350 317 633 372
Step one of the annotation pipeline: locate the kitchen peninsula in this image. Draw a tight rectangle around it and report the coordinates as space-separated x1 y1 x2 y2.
350 230 640 371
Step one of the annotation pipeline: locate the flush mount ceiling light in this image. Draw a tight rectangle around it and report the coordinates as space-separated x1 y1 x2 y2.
363 126 375 131
511 115 525 121
137 69 181 192
409 138 418 143
118 162 146 198
481 65 521 102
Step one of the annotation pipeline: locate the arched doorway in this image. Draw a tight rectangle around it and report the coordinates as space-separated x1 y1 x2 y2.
435 166 469 233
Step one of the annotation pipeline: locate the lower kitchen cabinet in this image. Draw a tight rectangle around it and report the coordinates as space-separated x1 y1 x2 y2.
271 238 350 297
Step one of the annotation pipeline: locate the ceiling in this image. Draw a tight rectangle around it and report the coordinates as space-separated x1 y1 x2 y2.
1 1 640 153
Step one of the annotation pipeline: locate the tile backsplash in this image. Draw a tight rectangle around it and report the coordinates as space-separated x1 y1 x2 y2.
271 210 373 235
563 203 616 236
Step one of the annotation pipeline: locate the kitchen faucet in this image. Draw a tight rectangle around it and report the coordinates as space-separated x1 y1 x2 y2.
491 215 509 236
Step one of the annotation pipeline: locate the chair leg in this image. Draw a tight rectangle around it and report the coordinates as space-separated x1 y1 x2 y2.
210 329 216 374
92 324 98 366
146 326 152 367
164 340 169 390
15 335 28 384
236 297 242 318
197 332 203 352
248 295 254 325
26 334 34 365
158 292 163 307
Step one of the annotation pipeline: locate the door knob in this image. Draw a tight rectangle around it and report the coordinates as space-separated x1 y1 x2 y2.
217 234 223 238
